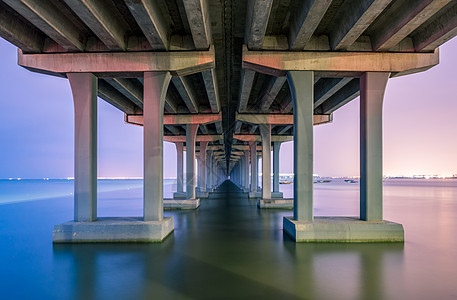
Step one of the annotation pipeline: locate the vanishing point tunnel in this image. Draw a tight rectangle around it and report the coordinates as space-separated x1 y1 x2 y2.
1 0 456 242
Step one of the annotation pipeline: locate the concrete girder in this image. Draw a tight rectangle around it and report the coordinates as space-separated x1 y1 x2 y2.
0 3 45 53
236 113 332 125
98 80 138 114
200 125 209 134
3 0 85 51
371 0 451 51
245 0 274 50
125 113 222 126
104 78 144 108
182 0 212 50
280 95 293 113
413 1 457 51
277 125 292 135
215 121 223 134
124 0 169 51
63 0 129 51
249 125 258 134
259 76 287 112
329 0 393 51
314 78 353 107
165 125 181 136
288 0 332 50
201 69 220 113
238 69 256 113
164 135 223 143
164 96 179 114
233 135 293 143
172 76 199 113
234 121 242 134
18 46 216 77
317 79 360 114
242 46 439 76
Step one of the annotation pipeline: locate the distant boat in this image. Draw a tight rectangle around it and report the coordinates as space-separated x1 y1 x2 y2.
315 179 331 183
344 179 358 183
280 180 292 184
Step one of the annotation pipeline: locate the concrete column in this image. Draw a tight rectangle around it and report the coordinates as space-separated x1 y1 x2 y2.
207 150 213 190
68 73 97 222
273 142 281 193
360 72 389 221
198 141 208 192
186 124 199 199
287 71 313 221
143 72 171 221
249 141 257 192
175 142 184 193
244 151 250 189
260 124 271 200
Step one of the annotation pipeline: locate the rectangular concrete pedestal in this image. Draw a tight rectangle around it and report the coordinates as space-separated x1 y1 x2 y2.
249 191 283 198
53 217 174 243
164 199 200 209
173 192 186 199
283 217 404 242
258 199 293 209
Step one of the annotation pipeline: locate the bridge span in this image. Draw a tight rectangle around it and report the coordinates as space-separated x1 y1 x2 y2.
1 0 456 242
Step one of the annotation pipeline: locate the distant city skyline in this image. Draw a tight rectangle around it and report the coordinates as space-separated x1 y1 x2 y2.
1 37 456 178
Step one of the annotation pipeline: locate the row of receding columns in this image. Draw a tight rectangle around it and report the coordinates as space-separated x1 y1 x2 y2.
174 136 225 199
229 137 282 198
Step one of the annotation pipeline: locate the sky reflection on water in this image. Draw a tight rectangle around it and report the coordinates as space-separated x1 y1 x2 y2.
0 179 456 299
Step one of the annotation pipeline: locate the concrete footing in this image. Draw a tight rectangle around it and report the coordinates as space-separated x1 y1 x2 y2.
249 191 283 198
283 217 404 242
53 217 174 243
173 192 186 199
258 198 293 209
164 199 200 209
196 191 209 198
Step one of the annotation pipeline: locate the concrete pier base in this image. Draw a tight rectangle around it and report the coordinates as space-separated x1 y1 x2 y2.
164 199 200 209
249 191 283 198
258 198 293 209
53 217 174 243
173 192 187 199
283 217 404 242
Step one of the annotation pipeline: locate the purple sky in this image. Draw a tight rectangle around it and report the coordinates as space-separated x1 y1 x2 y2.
0 37 456 178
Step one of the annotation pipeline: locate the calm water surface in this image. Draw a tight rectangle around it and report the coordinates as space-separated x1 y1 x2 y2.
0 179 456 299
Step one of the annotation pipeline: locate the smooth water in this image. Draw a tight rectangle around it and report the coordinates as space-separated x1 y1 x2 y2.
0 179 456 299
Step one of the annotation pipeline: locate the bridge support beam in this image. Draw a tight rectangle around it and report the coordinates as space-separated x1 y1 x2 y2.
283 70 403 242
54 72 174 242
260 124 272 200
197 141 209 198
249 141 258 198
173 142 185 199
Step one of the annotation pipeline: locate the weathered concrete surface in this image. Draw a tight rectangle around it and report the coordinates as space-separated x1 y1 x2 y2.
283 217 404 242
163 199 200 210
360 72 389 221
249 191 283 199
68 73 98 222
53 217 174 243
18 46 216 77
243 46 439 76
257 199 293 209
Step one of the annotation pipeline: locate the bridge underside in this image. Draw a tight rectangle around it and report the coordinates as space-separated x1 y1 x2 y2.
1 0 456 242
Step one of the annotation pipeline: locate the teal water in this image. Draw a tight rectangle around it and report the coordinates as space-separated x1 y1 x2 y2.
0 179 456 299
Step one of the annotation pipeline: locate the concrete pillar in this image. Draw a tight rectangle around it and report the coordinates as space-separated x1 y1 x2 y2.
207 150 213 190
186 124 199 199
273 142 281 193
244 151 250 189
68 73 97 222
360 72 389 221
198 141 208 192
249 141 257 192
287 71 313 221
175 142 184 193
143 72 171 221
260 124 271 200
